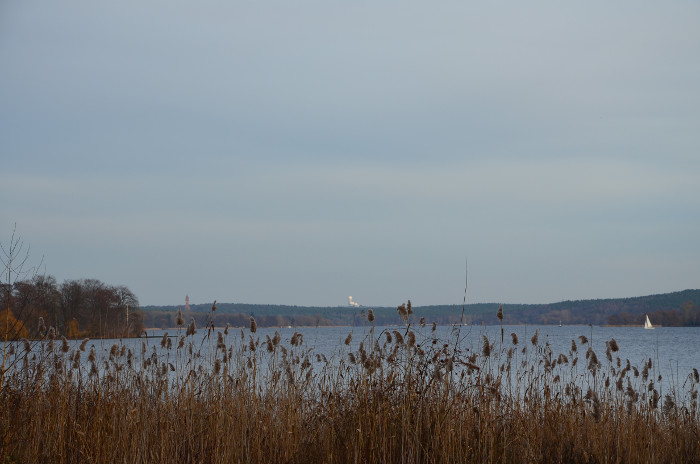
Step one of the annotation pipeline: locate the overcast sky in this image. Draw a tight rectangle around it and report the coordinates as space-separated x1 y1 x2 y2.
1 1 698 307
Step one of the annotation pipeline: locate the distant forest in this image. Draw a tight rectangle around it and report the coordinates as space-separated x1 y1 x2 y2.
141 289 700 329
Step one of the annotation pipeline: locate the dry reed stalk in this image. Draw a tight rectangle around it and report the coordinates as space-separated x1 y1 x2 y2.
3 307 700 464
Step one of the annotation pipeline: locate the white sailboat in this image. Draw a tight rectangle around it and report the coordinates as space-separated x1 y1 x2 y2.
644 314 654 330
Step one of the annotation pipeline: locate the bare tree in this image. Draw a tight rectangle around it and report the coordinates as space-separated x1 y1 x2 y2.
1 224 43 389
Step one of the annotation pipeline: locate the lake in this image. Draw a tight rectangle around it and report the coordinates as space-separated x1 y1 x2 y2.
45 323 698 389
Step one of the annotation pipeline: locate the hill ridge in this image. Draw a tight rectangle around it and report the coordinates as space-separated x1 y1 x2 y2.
141 289 700 328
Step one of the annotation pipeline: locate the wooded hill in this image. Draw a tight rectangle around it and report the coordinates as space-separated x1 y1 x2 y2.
141 289 700 328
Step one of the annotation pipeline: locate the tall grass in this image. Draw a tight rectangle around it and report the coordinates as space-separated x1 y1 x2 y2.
2 304 700 463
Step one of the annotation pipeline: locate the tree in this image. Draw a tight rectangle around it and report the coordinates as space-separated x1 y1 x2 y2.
59 279 83 333
0 309 28 340
113 285 142 336
59 279 143 338
30 275 61 328
1 224 43 389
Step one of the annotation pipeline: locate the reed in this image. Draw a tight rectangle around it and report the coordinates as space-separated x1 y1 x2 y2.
2 304 700 463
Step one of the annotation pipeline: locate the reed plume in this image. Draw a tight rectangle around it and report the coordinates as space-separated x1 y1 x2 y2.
397 303 408 321
3 297 700 464
186 318 196 336
407 330 416 348
609 338 619 352
482 335 492 357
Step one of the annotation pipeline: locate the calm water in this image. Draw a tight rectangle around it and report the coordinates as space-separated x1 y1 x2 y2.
135 324 697 382
9 324 700 387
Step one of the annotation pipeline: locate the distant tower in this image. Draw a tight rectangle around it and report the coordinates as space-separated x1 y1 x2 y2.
185 294 190 311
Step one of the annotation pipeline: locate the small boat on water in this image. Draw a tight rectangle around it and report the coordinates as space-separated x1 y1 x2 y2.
644 314 654 330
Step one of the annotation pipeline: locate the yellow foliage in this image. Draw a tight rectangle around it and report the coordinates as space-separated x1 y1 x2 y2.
0 308 29 340
66 319 83 339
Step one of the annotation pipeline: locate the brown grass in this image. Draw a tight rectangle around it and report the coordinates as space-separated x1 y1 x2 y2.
2 310 700 463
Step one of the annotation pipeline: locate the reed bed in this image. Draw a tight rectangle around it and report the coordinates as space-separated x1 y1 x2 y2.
2 306 700 463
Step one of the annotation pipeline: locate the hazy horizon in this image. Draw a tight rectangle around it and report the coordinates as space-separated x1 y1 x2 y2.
144 288 699 309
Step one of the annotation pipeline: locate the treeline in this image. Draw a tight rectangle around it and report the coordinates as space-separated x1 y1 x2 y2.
142 289 700 328
406 290 700 326
142 302 356 329
141 303 412 329
1 275 143 339
141 301 495 329
142 309 336 330
607 301 700 327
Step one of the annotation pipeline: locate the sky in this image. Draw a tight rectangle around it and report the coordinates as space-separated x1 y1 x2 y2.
1 1 699 307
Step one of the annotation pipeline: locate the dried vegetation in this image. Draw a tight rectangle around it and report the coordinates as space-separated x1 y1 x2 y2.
2 302 700 463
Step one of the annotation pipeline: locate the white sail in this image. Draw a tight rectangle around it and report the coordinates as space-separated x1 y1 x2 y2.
644 314 654 330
